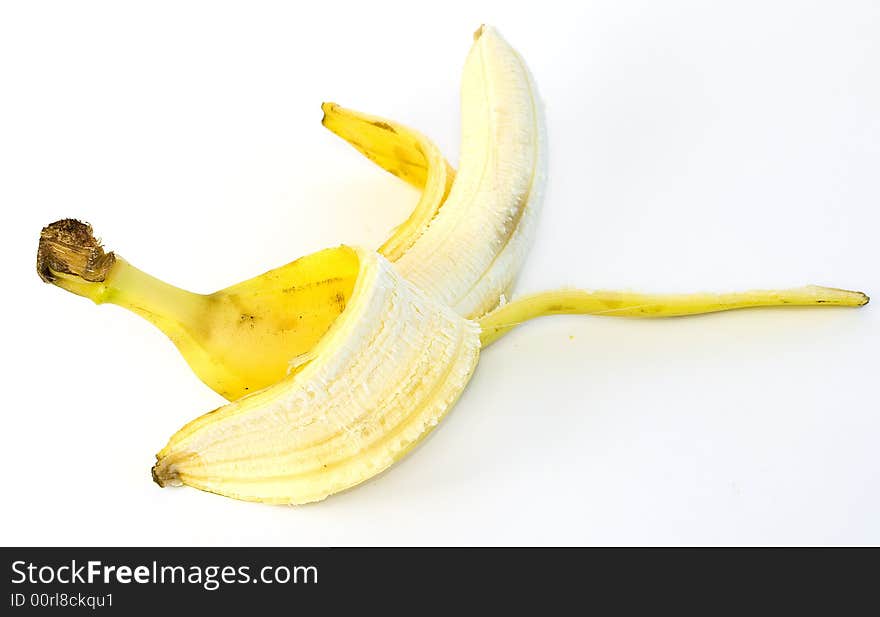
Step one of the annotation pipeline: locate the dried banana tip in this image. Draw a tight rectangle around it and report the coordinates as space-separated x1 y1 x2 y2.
812 285 871 306
151 458 181 488
37 219 116 284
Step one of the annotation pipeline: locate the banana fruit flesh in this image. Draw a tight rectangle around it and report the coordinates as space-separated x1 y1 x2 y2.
322 25 544 318
152 247 481 504
392 25 545 318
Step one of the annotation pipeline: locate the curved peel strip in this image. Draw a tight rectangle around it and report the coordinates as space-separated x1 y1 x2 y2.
153 247 481 504
321 103 455 261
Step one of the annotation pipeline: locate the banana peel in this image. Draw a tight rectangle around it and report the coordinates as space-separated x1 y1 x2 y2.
321 102 456 262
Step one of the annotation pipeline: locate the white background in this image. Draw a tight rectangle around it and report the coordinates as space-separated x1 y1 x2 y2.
1 1 877 546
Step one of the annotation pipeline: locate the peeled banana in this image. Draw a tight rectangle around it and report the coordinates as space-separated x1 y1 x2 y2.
148 244 865 503
35 25 869 506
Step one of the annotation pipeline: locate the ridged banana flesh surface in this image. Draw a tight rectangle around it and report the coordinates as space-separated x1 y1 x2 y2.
393 25 546 319
153 247 481 504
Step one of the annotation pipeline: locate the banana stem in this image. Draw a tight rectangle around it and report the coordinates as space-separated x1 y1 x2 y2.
96 260 206 327
38 219 205 331
478 286 870 347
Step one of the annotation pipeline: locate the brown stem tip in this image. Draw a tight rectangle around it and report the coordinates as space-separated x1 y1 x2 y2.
37 219 116 284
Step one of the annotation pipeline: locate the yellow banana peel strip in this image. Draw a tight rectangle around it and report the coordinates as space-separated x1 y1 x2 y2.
321 102 456 262
479 286 870 347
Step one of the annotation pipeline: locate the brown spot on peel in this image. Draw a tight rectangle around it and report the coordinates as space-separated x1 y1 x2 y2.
370 120 397 133
282 277 344 294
